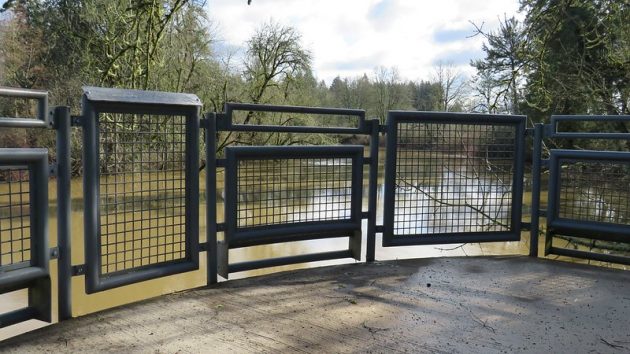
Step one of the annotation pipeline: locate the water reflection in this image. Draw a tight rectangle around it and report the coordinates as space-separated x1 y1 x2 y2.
394 168 512 235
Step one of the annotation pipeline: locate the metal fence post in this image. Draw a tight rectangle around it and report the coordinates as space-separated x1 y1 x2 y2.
529 123 543 257
206 113 218 284
54 106 72 320
366 119 379 262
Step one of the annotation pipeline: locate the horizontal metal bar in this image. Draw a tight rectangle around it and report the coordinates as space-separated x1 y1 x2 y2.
83 86 201 107
549 115 630 139
0 87 49 128
387 110 526 125
87 261 198 294
0 118 48 128
0 148 49 163
0 267 48 293
226 145 364 159
230 229 354 249
231 222 359 247
219 125 367 134
228 250 353 273
548 246 630 266
0 307 40 329
548 219 630 243
550 149 630 162
223 102 367 134
226 102 365 117
383 232 520 247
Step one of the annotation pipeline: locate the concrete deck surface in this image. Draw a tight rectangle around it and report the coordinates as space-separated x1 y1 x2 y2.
1 256 629 353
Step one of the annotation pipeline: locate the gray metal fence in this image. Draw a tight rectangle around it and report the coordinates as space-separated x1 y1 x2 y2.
535 115 630 265
80 87 201 293
1 84 629 336
383 111 526 246
0 149 50 328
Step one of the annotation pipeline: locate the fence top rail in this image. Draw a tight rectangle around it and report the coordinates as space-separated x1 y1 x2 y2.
549 115 630 139
387 110 526 124
0 86 49 128
549 148 630 162
0 148 48 164
83 86 201 108
222 102 368 134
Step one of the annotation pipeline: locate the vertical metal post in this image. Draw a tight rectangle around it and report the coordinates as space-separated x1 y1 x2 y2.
366 119 379 262
54 106 72 320
529 123 543 257
206 113 218 284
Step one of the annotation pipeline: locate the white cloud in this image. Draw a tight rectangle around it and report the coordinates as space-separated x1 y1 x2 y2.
206 0 522 85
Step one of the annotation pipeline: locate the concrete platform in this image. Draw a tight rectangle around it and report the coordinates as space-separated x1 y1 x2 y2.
1 256 629 353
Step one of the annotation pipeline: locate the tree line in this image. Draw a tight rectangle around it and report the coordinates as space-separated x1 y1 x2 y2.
0 0 628 157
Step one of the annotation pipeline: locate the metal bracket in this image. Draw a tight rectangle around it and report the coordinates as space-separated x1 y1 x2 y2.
49 247 59 259
543 123 555 137
199 117 210 129
216 159 226 167
378 124 387 133
71 115 83 127
375 225 384 233
520 222 532 230
361 211 370 219
538 209 547 217
49 163 58 178
72 264 86 276
217 223 226 232
199 242 208 252
540 159 550 168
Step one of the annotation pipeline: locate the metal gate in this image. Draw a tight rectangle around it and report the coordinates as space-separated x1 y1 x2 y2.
210 103 378 278
382 111 526 246
540 115 630 264
0 88 51 328
80 87 201 293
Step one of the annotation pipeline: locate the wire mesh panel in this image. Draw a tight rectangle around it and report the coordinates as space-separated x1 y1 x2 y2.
547 150 630 244
0 149 51 327
383 112 526 246
0 167 31 268
558 162 630 225
224 146 363 247
82 87 200 293
98 113 188 275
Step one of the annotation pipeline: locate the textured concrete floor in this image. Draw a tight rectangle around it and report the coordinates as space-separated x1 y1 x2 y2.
1 256 629 353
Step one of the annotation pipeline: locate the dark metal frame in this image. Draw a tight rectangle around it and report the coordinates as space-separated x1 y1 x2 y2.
211 104 376 278
81 87 201 293
0 148 51 328
529 115 630 264
545 150 630 265
382 111 527 246
4 81 630 333
0 87 49 128
219 146 364 276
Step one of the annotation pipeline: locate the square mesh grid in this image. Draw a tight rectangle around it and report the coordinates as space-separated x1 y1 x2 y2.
558 160 630 225
0 167 31 267
393 122 516 236
236 157 354 228
98 113 187 275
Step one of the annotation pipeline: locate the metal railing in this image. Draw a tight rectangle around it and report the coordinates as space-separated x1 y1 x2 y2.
531 115 630 264
0 85 629 337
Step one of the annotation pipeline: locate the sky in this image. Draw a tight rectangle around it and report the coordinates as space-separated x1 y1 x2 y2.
206 0 523 86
